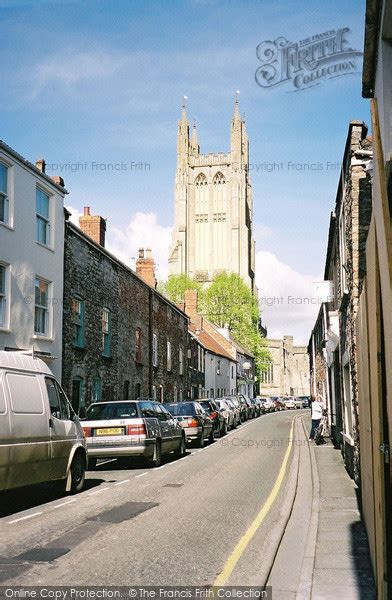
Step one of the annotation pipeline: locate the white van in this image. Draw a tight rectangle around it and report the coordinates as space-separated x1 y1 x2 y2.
0 351 87 493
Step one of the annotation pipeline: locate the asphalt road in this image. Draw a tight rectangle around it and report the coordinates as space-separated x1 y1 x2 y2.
0 410 305 587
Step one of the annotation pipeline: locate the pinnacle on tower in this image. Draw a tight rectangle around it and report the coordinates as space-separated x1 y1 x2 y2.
190 119 199 155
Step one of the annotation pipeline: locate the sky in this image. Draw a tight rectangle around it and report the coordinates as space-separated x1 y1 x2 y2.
0 0 369 344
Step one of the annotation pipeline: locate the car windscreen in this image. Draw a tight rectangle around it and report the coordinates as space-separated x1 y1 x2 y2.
166 403 197 416
84 402 138 420
199 402 212 413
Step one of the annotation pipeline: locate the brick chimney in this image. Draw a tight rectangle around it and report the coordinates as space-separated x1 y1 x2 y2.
136 248 157 288
79 206 106 247
35 159 46 173
184 289 198 317
51 175 65 187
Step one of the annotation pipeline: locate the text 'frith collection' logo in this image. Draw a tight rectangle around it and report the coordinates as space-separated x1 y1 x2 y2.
255 27 363 91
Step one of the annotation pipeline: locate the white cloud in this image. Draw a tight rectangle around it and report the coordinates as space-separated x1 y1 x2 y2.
65 204 82 226
106 212 171 280
256 250 321 345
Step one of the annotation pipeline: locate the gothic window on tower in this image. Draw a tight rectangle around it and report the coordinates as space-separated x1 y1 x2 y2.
212 172 227 272
195 173 208 272
213 172 225 185
195 173 207 186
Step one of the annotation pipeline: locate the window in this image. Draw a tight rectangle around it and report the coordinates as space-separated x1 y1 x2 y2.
0 163 8 225
102 307 111 356
167 340 172 371
72 296 84 347
34 277 49 336
36 187 50 245
123 380 130 400
7 373 43 414
45 378 71 420
179 347 184 375
152 333 158 367
217 360 221 375
0 264 8 328
135 382 141 399
135 327 142 363
92 377 102 403
152 385 157 400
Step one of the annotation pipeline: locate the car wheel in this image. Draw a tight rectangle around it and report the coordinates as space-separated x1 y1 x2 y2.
175 434 186 457
87 458 97 471
70 452 86 494
221 421 227 436
150 440 162 467
197 429 205 448
209 428 215 444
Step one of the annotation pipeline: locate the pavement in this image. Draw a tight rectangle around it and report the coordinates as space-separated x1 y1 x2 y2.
0 410 377 599
266 415 376 599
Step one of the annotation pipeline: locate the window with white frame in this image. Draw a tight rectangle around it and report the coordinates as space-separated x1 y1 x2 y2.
36 187 51 246
0 163 9 225
167 340 172 371
179 347 184 375
152 333 158 367
34 277 49 336
0 264 8 328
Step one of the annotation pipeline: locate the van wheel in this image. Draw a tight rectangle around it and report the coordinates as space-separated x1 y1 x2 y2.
70 453 86 494
149 440 162 467
88 458 97 471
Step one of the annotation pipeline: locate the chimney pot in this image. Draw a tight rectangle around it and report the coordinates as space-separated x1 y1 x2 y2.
138 248 145 259
35 159 46 173
84 206 90 216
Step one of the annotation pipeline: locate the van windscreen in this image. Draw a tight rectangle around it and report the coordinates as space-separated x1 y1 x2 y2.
84 402 138 420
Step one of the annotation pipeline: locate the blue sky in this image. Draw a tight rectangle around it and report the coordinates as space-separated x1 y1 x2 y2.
0 0 369 342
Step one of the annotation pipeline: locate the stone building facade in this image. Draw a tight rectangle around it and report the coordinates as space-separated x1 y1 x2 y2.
169 97 255 290
308 121 373 480
62 209 190 414
259 336 310 398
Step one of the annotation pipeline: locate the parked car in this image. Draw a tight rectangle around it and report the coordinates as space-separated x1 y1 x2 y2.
255 397 266 415
298 396 311 408
215 398 236 431
238 394 253 420
82 400 186 468
250 398 261 417
294 397 304 409
224 397 241 427
270 397 284 411
165 401 214 447
236 395 249 422
259 397 274 412
0 351 87 494
198 399 226 437
283 396 296 410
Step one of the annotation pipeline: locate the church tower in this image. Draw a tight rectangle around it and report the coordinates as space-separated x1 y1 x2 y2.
169 96 255 290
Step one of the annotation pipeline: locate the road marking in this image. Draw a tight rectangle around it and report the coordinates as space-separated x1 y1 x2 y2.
214 418 295 586
52 499 76 509
114 479 129 486
88 488 109 496
8 512 43 524
136 472 148 478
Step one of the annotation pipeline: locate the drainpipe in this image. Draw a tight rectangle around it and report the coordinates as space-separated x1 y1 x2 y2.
148 288 153 397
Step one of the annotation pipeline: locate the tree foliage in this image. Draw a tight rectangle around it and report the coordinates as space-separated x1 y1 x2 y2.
158 274 201 304
159 272 270 378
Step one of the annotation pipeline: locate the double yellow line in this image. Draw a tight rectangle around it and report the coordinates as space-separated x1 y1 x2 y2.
214 418 295 586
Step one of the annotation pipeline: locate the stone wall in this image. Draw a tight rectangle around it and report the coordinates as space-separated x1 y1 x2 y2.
62 222 189 413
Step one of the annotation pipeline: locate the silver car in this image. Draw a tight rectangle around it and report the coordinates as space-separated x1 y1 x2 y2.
82 400 186 468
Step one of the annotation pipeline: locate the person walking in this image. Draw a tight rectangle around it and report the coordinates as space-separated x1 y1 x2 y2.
309 395 323 441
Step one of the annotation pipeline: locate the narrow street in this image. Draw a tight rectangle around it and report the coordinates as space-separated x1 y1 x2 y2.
0 412 305 587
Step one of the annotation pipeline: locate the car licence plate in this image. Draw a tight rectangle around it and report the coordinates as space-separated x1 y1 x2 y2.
94 427 125 436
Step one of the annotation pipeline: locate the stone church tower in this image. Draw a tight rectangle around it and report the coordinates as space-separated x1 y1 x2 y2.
169 97 256 290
